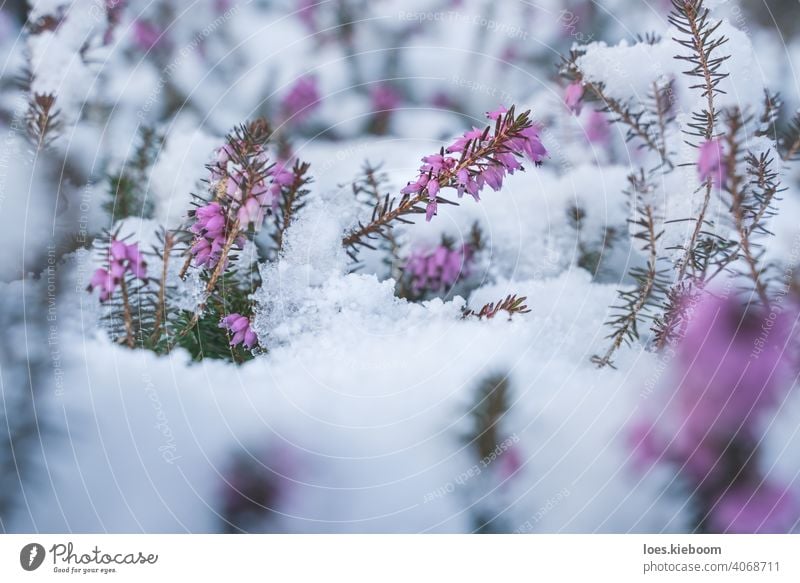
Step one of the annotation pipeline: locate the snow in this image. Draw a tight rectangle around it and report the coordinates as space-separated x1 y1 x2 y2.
3 0 800 535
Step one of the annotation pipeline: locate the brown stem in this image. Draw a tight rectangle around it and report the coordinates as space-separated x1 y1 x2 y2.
342 118 524 249
178 219 242 338
596 204 659 367
178 253 192 280
342 191 427 249
652 81 671 166
685 3 718 140
784 138 800 163
726 121 770 307
205 218 241 294
675 180 712 281
581 79 670 167
150 232 174 344
119 278 135 349
673 2 722 283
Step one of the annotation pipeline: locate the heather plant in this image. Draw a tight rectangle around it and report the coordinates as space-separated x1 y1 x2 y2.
86 106 546 360
2 0 800 536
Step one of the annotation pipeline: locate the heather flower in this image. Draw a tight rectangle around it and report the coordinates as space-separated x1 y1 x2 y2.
88 268 115 302
399 107 547 221
220 313 258 348
219 448 287 532
296 0 318 33
214 0 234 13
191 134 292 269
698 139 726 187
564 82 584 115
404 243 473 294
190 202 230 268
497 445 523 481
281 76 321 124
628 290 798 533
675 292 793 438
132 20 163 51
584 110 610 144
370 84 401 113
87 239 148 302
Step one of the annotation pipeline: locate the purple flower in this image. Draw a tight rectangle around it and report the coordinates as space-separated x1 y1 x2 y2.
192 140 294 269
698 139 726 187
87 239 148 302
400 107 548 221
486 105 508 120
132 20 163 51
628 290 799 533
296 0 318 33
584 110 610 144
404 243 473 294
709 481 799 534
190 202 229 268
675 292 793 438
564 82 584 115
371 84 401 113
281 76 321 124
88 268 115 302
220 313 258 349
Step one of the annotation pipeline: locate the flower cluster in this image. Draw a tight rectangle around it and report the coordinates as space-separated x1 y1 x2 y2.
630 292 798 532
400 106 547 221
88 239 148 302
564 82 584 115
190 131 295 270
189 202 241 269
219 313 258 349
132 20 164 52
281 76 321 124
404 243 473 294
370 83 402 114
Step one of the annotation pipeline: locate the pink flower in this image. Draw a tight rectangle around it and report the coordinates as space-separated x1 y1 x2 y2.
698 139 726 187
132 20 163 51
281 76 321 124
191 202 225 265
584 110 610 144
400 107 547 221
296 0 318 33
220 313 258 348
88 268 115 302
193 141 294 269
564 82 584 115
87 239 148 302
628 290 799 533
497 445 523 481
371 84 401 113
486 105 508 120
405 243 473 294
676 292 794 438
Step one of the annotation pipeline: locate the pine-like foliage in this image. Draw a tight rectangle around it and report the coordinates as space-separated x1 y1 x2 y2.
561 52 674 169
463 295 530 320
269 160 312 257
104 126 161 222
668 0 730 141
346 163 404 280
669 0 731 283
593 171 669 368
